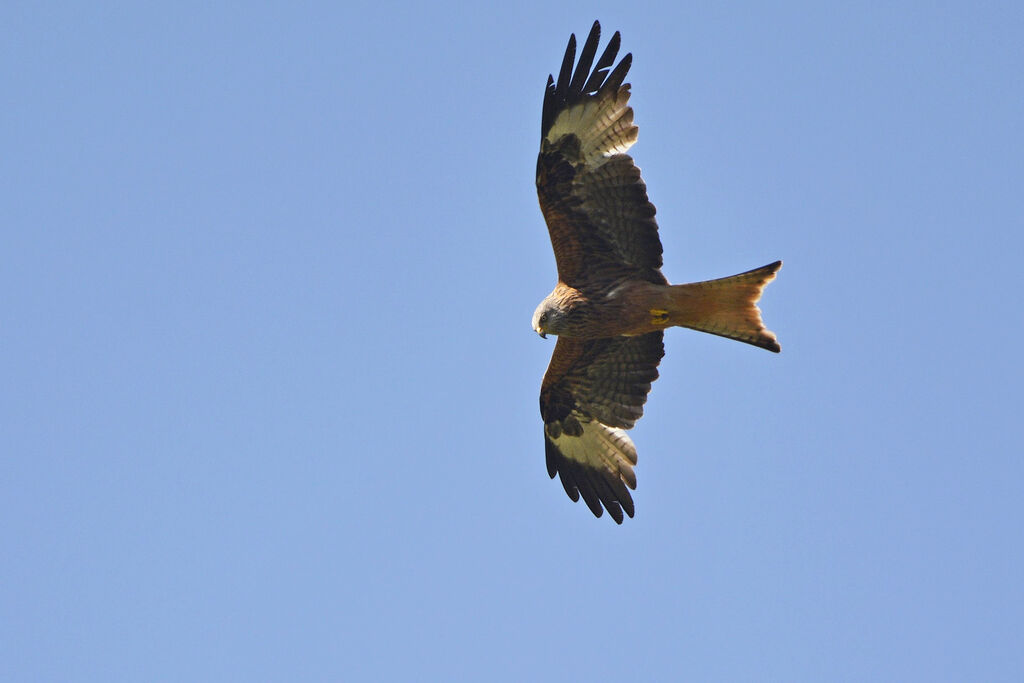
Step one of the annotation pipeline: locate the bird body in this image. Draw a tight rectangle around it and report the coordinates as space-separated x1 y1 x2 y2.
534 263 781 344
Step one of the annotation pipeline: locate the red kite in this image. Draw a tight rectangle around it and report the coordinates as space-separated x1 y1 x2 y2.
535 21 781 523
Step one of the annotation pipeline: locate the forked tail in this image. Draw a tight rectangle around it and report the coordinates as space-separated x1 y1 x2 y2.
668 261 782 352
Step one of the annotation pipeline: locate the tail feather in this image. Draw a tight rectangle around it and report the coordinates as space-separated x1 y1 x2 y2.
668 261 782 352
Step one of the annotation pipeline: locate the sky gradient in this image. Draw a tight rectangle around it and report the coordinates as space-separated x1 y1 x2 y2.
3 2 1023 681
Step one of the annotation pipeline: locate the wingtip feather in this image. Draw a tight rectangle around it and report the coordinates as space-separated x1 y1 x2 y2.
556 33 576 93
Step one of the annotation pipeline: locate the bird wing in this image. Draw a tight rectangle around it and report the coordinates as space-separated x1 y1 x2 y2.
539 332 665 523
536 21 665 289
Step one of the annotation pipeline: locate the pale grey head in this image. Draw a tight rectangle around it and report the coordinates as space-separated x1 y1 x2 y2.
532 295 571 339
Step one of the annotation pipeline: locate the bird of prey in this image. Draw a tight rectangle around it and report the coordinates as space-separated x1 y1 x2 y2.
534 21 781 523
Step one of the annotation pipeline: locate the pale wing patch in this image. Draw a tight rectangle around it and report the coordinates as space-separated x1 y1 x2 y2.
545 87 638 167
548 418 638 489
545 417 638 522
551 419 637 465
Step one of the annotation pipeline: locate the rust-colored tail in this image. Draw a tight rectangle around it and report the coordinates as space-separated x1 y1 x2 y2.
667 261 782 352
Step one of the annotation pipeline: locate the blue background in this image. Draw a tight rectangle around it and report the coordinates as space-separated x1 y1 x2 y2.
3 2 1022 680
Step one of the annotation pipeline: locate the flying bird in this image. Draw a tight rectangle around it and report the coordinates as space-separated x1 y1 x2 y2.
534 21 781 523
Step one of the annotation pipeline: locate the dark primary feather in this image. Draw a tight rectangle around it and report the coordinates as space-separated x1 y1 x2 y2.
555 32 575 97
582 31 620 93
567 23 599 94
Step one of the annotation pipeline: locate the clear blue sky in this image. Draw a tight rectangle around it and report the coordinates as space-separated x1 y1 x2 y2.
3 2 1022 681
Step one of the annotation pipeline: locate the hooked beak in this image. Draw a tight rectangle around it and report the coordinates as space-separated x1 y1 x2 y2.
534 327 546 339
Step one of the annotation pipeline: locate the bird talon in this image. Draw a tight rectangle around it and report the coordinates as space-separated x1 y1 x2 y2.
650 309 670 325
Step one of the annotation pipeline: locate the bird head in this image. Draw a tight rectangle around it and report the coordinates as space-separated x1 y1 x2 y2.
532 298 568 338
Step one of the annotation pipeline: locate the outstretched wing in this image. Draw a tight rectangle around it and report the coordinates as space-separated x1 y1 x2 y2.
540 332 665 523
537 21 665 288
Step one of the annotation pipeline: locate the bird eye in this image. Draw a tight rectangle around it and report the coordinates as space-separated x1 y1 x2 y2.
540 312 548 323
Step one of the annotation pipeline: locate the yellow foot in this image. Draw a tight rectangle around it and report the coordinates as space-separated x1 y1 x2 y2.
650 308 670 325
